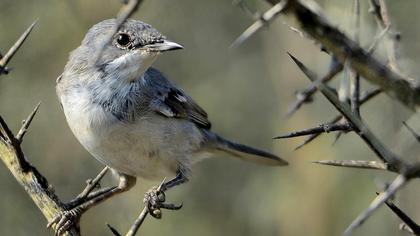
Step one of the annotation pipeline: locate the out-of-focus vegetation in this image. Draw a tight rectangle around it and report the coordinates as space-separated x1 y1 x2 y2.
0 0 419 235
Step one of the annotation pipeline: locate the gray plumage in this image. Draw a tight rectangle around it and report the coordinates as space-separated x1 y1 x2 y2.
57 19 287 180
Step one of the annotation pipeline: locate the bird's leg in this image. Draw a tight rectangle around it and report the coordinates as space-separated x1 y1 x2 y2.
47 174 136 236
144 171 188 219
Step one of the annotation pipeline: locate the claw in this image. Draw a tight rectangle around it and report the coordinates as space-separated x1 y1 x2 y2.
160 202 183 210
47 207 83 235
143 184 182 219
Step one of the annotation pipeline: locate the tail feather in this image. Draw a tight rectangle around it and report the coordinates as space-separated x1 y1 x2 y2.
205 131 288 166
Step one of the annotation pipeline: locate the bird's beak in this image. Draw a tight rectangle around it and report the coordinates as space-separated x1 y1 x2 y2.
145 40 184 52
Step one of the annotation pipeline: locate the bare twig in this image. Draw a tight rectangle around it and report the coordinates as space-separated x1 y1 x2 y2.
0 20 37 75
125 207 149 236
77 167 109 200
367 25 389 54
286 56 342 117
293 89 381 150
286 20 387 118
369 0 401 73
274 122 351 139
230 1 288 49
107 178 167 236
65 167 110 209
344 175 407 235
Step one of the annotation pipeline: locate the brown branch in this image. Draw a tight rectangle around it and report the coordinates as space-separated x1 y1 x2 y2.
0 113 80 236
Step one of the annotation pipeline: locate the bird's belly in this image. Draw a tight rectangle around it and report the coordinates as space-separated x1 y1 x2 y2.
63 100 203 179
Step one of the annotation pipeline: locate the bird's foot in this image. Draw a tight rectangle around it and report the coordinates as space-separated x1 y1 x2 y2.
143 185 182 219
47 206 83 236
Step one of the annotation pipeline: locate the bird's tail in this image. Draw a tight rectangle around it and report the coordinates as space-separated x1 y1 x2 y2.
204 131 288 166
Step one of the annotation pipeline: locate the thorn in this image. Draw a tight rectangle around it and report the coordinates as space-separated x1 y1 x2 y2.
287 52 318 83
332 130 343 145
15 102 41 143
106 223 122 236
313 160 388 170
294 133 319 150
0 20 37 74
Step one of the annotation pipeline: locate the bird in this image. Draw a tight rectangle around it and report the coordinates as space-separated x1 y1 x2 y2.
52 18 288 235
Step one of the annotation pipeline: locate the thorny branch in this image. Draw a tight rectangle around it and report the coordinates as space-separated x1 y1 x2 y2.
260 0 420 109
233 0 420 233
287 52 419 234
293 88 381 150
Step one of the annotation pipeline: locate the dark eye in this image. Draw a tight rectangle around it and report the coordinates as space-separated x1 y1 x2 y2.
116 33 131 47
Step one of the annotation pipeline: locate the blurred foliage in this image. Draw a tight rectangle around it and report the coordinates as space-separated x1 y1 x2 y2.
0 0 419 235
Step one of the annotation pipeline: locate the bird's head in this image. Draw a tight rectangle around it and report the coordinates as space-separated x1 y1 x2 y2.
65 19 183 82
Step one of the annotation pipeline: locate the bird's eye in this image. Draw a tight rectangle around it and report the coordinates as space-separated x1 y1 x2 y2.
116 33 131 47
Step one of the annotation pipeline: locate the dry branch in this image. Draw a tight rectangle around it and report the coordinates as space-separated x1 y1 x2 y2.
272 0 420 109
288 53 420 234
0 113 80 236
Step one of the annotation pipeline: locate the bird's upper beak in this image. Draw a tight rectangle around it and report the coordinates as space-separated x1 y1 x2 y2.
144 40 184 52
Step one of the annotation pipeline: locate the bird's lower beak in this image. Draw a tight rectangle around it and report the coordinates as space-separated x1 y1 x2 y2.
145 40 184 52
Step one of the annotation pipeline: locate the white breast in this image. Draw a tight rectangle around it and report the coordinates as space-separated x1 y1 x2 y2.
59 87 205 179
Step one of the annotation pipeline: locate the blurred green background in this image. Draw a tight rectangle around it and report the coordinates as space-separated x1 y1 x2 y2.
0 0 419 235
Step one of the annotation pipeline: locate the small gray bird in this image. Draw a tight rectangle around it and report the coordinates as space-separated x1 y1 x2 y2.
52 19 287 234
